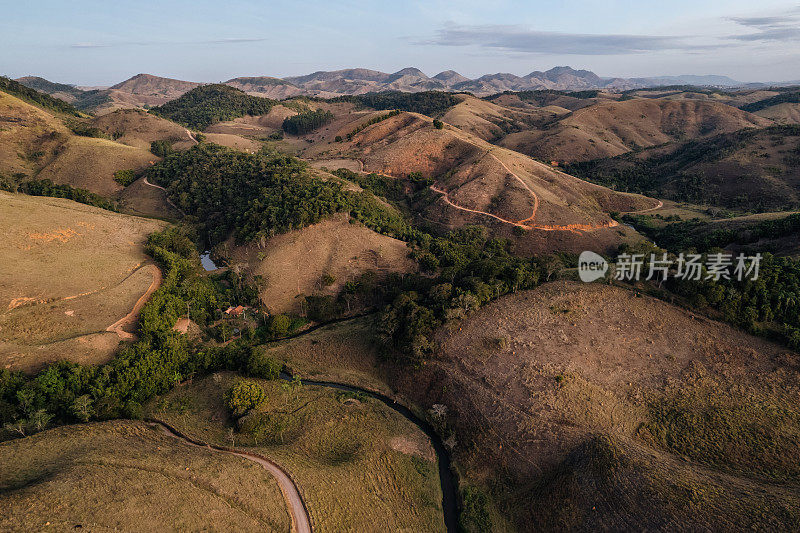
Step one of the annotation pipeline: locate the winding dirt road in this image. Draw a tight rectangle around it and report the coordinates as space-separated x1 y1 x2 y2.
106 263 162 340
350 123 657 233
151 420 312 533
428 148 623 233
142 177 186 216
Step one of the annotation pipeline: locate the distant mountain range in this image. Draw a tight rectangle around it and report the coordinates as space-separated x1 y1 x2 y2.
14 67 797 113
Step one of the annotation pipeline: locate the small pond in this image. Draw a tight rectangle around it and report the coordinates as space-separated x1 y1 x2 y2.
200 252 219 271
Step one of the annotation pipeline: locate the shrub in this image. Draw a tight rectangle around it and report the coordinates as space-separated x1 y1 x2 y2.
113 169 136 187
267 314 291 338
225 380 266 414
460 486 492 532
150 139 174 158
433 119 444 129
66 121 105 138
247 350 282 379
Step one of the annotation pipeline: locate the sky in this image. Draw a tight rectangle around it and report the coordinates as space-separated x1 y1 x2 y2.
1 0 799 86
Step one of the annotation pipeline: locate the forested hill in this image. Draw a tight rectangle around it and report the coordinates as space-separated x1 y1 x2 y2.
0 76 81 116
329 90 459 116
150 84 277 130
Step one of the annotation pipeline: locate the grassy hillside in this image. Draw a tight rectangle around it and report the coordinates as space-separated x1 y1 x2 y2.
499 98 771 163
0 90 157 197
0 420 291 531
146 372 445 532
390 281 800 531
297 107 654 254
740 90 800 113
226 213 415 315
0 192 165 372
0 76 81 117
91 108 196 150
568 125 800 210
151 84 277 130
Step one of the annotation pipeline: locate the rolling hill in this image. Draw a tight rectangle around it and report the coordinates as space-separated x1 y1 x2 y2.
0 420 291 531
226 213 415 315
295 106 656 253
387 281 800 531
0 191 166 372
91 108 197 150
568 125 800 210
499 98 773 163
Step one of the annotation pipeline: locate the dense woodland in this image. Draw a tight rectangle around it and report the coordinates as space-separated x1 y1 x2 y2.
330 90 458 116
151 84 278 130
625 212 800 253
281 108 334 134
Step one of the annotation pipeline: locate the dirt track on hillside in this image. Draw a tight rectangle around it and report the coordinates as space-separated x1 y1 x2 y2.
106 263 162 340
151 420 312 533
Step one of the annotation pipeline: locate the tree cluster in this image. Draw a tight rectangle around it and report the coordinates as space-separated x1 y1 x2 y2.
330 90 459 116
151 84 277 130
281 109 333 135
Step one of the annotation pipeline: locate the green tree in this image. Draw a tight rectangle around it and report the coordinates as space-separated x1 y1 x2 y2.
225 380 267 414
247 350 282 380
71 395 94 422
267 314 291 338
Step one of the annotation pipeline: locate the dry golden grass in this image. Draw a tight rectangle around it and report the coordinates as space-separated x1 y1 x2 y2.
225 213 414 315
91 109 195 151
35 135 155 197
755 102 800 125
262 316 391 393
293 107 656 253
203 133 263 152
0 92 69 176
0 192 165 371
500 98 773 163
119 175 184 220
146 372 445 533
205 105 299 137
441 94 567 141
0 420 291 532
387 280 800 530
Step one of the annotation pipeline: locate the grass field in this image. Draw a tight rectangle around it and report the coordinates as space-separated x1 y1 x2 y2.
145 372 445 533
227 213 414 315
0 192 166 371
0 420 291 531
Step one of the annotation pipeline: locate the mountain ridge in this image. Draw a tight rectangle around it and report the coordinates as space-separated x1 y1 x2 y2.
18 67 758 104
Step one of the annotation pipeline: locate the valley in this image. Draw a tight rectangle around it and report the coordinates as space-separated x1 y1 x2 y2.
2 59 800 533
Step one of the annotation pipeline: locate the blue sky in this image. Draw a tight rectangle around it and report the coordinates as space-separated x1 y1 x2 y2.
1 0 799 85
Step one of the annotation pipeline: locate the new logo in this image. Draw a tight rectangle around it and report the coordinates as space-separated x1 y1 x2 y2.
578 251 608 282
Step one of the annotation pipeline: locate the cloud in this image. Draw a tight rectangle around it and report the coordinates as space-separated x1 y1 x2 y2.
419 24 707 55
70 37 268 48
729 9 800 42
70 42 113 49
204 38 268 44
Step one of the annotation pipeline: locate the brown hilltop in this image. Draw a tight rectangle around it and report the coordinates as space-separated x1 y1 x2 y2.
110 73 203 98
500 98 772 163
387 281 800 531
296 106 655 253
